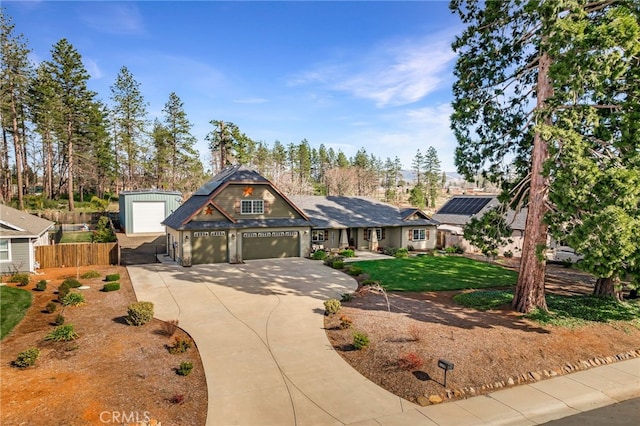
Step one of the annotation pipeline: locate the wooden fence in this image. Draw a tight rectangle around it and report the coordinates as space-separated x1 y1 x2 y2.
36 243 120 269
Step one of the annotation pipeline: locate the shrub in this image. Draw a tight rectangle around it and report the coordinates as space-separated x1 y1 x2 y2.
311 250 327 260
347 266 363 276
332 260 344 270
406 323 423 341
61 292 85 306
161 319 179 337
13 348 40 368
54 314 65 326
93 216 116 243
361 279 379 286
352 332 370 350
503 250 514 259
177 361 193 376
562 259 573 268
62 278 82 288
45 324 78 341
168 336 192 354
101 282 120 292
382 246 399 256
80 270 101 279
339 249 355 258
339 315 353 329
105 273 120 282
126 301 154 326
45 301 57 313
340 292 353 302
35 280 47 291
323 299 341 315
394 248 409 258
9 273 30 286
57 283 71 301
398 352 423 371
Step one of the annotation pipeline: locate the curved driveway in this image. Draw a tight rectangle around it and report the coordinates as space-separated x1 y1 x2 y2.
127 258 417 425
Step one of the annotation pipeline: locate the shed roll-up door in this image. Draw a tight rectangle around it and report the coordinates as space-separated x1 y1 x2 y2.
132 202 166 233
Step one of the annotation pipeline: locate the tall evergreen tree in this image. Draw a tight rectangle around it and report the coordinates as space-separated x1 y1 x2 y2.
411 149 424 186
451 0 639 311
423 146 441 208
110 66 148 191
0 10 33 209
45 38 94 211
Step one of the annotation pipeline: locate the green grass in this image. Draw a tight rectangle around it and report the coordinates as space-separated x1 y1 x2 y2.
351 256 518 291
60 231 93 243
0 286 32 340
454 289 640 328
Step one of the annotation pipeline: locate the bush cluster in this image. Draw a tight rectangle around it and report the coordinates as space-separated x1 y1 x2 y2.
45 301 57 313
126 301 154 326
62 278 82 288
168 337 192 354
331 260 344 270
323 299 341 315
177 361 193 376
444 245 464 254
352 332 370 350
35 280 47 291
61 292 85 306
13 348 40 368
339 249 355 258
80 270 101 279
311 250 327 260
9 273 30 286
347 266 363 276
339 315 353 330
105 273 120 282
394 248 409 258
101 282 120 292
45 324 78 341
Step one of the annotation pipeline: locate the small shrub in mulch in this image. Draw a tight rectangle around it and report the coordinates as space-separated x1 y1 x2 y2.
398 352 424 371
339 315 353 330
62 278 82 288
176 361 193 376
353 332 370 350
311 250 327 260
101 282 120 292
61 292 85 307
9 273 30 286
35 280 47 291
80 270 101 279
45 324 79 342
167 337 191 354
126 301 154 326
13 348 40 368
324 299 341 315
105 273 120 282
45 302 57 314
161 319 179 337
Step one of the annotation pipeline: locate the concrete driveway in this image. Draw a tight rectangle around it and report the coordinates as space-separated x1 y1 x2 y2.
127 259 417 425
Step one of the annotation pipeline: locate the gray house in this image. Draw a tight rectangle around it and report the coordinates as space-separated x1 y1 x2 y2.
161 165 439 266
0 204 54 274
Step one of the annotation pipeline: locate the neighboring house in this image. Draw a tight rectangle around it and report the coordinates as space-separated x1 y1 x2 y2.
432 195 527 257
162 165 438 265
118 190 183 235
289 195 438 253
0 204 54 274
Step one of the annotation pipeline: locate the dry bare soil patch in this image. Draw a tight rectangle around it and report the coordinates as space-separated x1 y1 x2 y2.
325 261 640 404
1 266 206 426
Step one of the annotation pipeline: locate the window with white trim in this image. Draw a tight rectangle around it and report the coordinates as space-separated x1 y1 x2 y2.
240 199 264 214
311 230 326 242
0 239 10 261
412 229 427 241
366 228 384 241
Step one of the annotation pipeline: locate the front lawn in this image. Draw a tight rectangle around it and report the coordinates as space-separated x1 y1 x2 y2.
350 255 518 291
0 285 32 339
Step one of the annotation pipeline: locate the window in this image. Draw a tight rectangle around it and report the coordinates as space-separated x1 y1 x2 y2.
412 229 427 241
240 199 264 214
312 230 327 242
365 228 384 241
0 239 10 261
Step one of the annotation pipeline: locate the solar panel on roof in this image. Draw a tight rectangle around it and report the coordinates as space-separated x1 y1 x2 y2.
437 197 493 215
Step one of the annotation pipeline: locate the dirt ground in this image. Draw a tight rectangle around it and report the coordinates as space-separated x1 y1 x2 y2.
0 265 207 426
325 260 640 404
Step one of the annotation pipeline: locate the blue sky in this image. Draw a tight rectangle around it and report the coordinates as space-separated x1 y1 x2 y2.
5 1 463 173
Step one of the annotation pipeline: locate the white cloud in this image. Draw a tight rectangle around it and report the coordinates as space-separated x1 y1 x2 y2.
290 32 457 107
84 57 103 80
79 3 145 35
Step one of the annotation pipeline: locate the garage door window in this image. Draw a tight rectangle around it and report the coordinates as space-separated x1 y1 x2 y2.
241 200 264 214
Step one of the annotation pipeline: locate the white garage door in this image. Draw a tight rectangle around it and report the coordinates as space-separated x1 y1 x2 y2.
132 201 166 233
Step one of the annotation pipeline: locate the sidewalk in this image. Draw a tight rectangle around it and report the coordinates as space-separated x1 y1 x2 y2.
128 259 639 426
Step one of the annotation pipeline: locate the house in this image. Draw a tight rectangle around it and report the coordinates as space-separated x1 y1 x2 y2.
289 195 438 253
0 204 55 274
162 165 438 265
118 190 183 235
432 195 527 256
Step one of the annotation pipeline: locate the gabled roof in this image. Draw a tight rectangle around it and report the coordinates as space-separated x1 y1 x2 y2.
0 204 55 238
433 196 527 230
289 196 438 229
163 165 310 230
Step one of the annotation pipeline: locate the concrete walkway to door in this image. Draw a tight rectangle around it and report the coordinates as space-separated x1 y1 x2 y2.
127 259 417 425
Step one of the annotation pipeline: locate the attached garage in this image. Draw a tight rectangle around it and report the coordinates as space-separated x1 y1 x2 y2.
242 231 300 260
191 231 227 264
119 190 182 235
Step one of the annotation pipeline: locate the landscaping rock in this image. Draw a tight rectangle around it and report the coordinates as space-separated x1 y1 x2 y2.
428 395 443 404
416 396 430 406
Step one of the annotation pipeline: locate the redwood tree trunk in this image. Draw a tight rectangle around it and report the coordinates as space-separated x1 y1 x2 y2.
512 51 553 314
594 277 623 301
